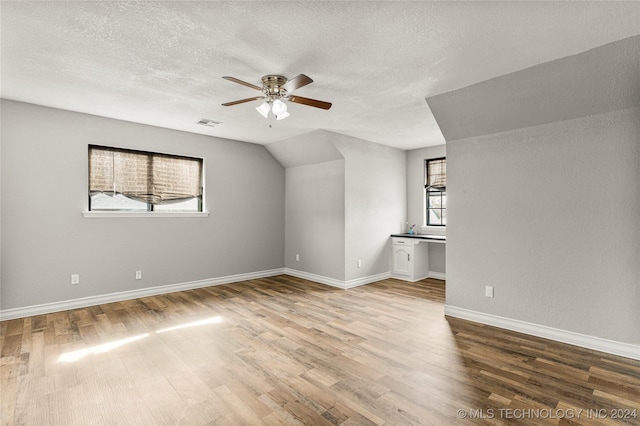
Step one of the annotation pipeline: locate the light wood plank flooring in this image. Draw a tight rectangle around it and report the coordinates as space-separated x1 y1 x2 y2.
1 276 639 425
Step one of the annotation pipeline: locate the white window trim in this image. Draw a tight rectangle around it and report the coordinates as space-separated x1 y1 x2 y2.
423 190 446 231
83 211 209 218
424 157 447 230
86 146 207 217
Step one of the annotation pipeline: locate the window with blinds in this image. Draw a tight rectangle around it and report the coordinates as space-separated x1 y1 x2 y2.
425 157 446 226
88 145 203 212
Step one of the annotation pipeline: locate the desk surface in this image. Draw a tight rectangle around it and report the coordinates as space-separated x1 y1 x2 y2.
391 233 446 241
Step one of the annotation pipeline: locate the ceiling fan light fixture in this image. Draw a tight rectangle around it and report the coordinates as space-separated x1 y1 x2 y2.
256 102 270 118
276 111 290 121
271 99 287 116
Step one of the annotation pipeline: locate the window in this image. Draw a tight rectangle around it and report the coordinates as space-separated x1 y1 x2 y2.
425 157 446 226
88 145 203 212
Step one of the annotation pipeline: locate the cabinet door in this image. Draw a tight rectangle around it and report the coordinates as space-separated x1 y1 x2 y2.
393 247 412 276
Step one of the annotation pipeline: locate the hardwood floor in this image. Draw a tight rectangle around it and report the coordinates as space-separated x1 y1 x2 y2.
1 276 638 425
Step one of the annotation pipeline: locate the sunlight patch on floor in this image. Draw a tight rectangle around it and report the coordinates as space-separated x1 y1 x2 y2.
156 316 223 334
57 316 224 362
58 333 150 362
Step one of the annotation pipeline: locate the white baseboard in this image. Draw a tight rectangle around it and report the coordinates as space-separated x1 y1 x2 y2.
0 268 285 321
390 271 446 282
284 268 390 290
283 268 346 289
344 272 392 289
429 271 446 280
0 268 393 320
444 305 640 361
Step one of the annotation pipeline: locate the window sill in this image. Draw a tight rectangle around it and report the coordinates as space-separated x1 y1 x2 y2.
421 225 446 234
82 211 209 218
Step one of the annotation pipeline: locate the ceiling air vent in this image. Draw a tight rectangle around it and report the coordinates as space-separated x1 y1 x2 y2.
197 119 221 127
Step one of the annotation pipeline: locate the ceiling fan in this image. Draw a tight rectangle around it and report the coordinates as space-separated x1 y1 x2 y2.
222 74 332 120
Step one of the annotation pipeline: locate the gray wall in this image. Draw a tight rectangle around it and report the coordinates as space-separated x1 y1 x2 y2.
271 130 406 283
1 100 285 310
338 137 406 281
446 107 640 343
285 160 346 281
429 35 640 345
406 145 446 274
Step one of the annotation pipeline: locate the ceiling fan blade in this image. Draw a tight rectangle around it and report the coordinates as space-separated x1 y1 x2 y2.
222 76 263 91
287 95 332 110
282 74 313 92
222 96 265 106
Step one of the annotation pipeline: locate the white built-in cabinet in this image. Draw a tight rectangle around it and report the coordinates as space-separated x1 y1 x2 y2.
391 237 431 282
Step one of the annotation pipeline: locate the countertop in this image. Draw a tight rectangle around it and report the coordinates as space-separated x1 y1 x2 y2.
390 233 446 241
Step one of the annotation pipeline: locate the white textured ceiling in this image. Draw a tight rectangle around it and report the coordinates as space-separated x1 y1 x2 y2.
2 1 640 150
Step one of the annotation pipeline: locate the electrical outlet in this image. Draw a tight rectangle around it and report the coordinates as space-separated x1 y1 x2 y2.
296 254 300 262
485 285 494 298
135 270 142 280
71 274 80 285
357 259 362 268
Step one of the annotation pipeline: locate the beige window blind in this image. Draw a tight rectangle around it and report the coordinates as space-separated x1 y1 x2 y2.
89 145 202 205
425 158 446 190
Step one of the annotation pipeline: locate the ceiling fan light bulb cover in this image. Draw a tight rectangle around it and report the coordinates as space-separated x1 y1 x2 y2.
256 102 270 118
271 99 287 115
276 111 290 120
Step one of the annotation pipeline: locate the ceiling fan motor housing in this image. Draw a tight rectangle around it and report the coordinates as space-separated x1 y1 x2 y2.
261 75 288 98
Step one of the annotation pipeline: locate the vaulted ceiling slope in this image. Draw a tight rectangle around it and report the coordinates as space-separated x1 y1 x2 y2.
2 1 640 150
427 35 640 142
